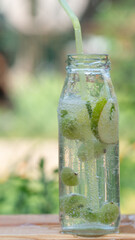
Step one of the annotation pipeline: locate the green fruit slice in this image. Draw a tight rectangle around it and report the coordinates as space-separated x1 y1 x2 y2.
98 100 118 144
99 202 119 224
94 139 106 158
60 103 91 140
60 195 69 212
61 167 79 186
60 193 87 218
77 143 88 162
82 207 99 222
78 140 107 161
91 98 107 139
61 116 80 140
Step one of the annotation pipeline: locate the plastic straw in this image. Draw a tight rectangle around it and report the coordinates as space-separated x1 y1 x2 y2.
58 0 83 54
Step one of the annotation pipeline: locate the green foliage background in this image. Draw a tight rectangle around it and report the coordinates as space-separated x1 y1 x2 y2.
0 159 59 214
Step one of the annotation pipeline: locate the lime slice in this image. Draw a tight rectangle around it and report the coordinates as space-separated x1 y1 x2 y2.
60 103 91 140
98 100 118 144
99 202 119 224
63 193 87 218
82 207 99 222
77 143 88 162
61 116 80 140
91 98 107 139
94 139 106 158
61 167 79 186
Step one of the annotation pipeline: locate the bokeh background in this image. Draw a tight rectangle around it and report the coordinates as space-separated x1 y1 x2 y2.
0 0 135 214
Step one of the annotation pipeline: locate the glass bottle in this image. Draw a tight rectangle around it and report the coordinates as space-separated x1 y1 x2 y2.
57 54 120 236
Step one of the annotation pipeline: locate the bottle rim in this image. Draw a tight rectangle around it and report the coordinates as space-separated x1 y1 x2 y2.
67 54 109 60
66 54 110 71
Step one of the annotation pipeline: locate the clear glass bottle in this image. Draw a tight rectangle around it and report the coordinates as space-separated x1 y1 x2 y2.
58 54 120 236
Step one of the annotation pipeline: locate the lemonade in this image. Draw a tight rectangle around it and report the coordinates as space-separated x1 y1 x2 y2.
58 54 120 235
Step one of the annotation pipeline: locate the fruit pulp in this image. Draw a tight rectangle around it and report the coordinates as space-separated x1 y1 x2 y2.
58 96 120 236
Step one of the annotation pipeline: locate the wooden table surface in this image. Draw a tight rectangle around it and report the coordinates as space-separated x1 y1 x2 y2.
0 214 135 240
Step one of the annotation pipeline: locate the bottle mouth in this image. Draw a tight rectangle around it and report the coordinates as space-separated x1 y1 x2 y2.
66 54 110 70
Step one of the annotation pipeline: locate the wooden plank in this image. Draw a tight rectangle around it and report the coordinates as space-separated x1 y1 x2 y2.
0 215 59 226
0 215 134 240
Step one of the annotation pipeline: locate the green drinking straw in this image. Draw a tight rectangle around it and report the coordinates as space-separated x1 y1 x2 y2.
58 0 83 54
58 0 87 99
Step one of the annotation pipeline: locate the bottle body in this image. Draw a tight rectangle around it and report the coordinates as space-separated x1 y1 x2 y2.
58 55 120 236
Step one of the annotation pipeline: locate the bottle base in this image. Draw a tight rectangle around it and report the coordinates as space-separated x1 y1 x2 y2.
62 223 119 236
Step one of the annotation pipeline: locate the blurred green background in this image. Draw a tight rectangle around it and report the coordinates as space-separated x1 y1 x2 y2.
0 0 135 215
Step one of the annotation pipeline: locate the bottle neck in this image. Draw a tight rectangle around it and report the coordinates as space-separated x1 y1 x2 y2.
66 54 110 73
